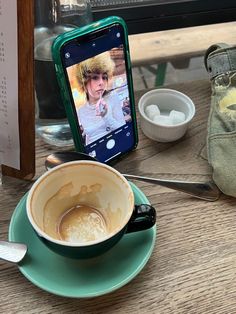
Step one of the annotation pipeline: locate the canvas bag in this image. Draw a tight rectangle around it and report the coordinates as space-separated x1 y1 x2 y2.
205 43 236 197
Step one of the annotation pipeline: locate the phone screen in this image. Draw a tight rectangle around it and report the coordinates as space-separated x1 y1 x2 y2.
60 23 137 163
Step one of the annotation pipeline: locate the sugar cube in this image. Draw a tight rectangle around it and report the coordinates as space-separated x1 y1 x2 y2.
169 110 186 124
145 104 160 120
153 114 173 126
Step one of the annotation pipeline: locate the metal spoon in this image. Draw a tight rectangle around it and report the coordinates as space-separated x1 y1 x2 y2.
0 240 27 263
45 151 221 202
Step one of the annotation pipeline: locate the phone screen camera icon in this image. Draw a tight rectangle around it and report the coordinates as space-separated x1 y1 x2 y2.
65 52 70 59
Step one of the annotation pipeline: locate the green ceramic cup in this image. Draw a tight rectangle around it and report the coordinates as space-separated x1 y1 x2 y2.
26 161 156 258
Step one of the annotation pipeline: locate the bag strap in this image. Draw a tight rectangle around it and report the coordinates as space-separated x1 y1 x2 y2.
204 43 236 80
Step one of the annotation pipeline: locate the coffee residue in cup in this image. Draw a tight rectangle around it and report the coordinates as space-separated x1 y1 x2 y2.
57 205 108 243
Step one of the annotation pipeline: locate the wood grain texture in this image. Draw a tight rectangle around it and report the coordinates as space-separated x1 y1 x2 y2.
2 79 236 314
129 22 236 67
2 0 35 180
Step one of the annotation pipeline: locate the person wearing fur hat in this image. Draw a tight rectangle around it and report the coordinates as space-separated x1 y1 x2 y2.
76 51 126 145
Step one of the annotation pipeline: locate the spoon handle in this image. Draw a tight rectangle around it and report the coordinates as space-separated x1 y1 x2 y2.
0 241 27 263
123 174 220 201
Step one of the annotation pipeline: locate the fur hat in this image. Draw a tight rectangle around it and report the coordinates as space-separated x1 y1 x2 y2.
76 51 115 92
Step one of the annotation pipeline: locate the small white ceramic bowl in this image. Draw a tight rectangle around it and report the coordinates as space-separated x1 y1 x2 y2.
138 88 195 142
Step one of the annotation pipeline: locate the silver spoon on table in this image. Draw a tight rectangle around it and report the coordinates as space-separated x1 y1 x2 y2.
0 241 27 263
45 151 221 202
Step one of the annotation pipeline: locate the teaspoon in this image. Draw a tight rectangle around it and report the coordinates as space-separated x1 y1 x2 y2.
0 240 27 263
45 151 221 202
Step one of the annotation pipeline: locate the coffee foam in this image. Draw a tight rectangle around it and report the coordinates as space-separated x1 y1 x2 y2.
58 205 108 243
42 181 124 242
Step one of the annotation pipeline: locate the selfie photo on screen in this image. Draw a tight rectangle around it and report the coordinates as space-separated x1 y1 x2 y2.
67 47 131 145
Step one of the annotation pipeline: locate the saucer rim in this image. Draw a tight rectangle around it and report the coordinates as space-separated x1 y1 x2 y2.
9 182 157 298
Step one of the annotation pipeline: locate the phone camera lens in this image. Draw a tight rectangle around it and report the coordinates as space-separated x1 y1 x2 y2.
92 43 96 47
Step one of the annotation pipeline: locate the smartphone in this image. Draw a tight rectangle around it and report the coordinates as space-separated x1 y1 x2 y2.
52 16 138 163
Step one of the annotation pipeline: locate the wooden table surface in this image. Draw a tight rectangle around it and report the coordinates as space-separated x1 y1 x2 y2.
1 80 236 314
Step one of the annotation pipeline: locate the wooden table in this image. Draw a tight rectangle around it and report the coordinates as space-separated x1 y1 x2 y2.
1 80 236 314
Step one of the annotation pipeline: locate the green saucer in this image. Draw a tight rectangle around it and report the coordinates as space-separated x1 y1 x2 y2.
9 182 157 298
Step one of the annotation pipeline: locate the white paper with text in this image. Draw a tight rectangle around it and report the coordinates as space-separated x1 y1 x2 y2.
0 0 20 169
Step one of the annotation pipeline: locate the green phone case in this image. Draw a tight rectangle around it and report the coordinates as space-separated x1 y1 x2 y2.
52 16 138 161
52 16 138 162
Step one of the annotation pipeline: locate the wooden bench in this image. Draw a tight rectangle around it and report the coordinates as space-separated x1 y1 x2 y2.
128 22 236 85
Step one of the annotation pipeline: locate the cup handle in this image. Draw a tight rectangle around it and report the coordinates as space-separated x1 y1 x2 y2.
126 204 156 233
